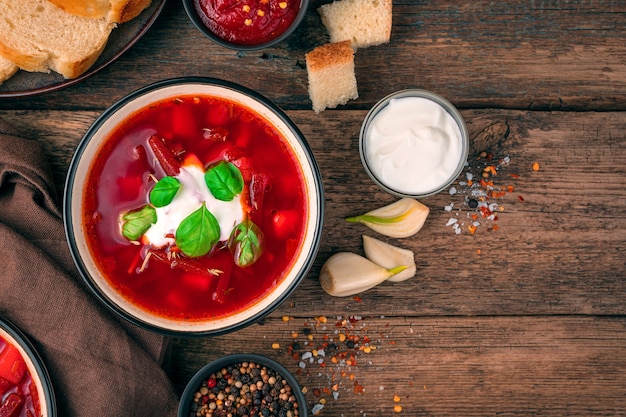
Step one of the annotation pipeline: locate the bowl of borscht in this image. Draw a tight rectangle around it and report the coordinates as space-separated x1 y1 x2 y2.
64 77 324 336
0 318 56 417
183 0 309 51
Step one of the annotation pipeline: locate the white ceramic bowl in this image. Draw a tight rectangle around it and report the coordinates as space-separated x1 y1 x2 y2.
64 78 324 336
0 318 56 417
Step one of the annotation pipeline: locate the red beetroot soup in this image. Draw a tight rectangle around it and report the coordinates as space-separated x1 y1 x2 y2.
0 336 41 417
82 94 307 321
194 0 301 46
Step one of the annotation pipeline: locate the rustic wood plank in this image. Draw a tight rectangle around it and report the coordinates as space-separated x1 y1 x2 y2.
2 0 626 111
170 315 626 416
2 108 624 317
2 1 625 415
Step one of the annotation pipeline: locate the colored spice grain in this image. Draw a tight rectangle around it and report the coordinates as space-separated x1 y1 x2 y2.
444 153 516 235
189 361 301 417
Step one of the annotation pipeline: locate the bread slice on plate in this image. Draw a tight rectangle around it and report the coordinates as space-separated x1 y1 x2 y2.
47 0 153 23
0 0 114 79
306 40 359 113
0 56 18 85
318 0 392 49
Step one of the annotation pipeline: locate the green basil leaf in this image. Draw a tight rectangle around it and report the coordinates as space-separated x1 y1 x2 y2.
205 161 244 201
149 176 181 208
175 202 220 258
228 219 264 267
121 205 157 241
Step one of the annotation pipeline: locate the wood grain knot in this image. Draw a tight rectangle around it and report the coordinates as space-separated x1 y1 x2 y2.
469 120 511 156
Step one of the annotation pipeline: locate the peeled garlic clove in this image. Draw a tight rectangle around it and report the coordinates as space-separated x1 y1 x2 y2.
362 235 416 282
319 252 407 297
345 198 429 238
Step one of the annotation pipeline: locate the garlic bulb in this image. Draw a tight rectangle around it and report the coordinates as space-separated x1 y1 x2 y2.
362 235 416 282
319 252 407 297
345 198 429 238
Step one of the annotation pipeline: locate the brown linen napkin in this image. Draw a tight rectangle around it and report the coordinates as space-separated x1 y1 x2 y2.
0 118 179 416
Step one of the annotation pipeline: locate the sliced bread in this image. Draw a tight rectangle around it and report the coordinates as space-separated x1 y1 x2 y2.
306 40 359 113
0 55 18 85
318 0 392 49
0 0 114 79
47 0 153 23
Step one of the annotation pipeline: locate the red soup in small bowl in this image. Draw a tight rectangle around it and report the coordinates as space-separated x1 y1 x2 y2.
183 0 309 50
0 318 55 417
64 78 324 336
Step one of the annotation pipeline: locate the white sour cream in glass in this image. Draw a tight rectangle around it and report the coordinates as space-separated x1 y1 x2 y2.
364 96 463 195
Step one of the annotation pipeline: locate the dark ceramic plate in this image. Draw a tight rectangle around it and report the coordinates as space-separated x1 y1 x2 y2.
0 0 166 98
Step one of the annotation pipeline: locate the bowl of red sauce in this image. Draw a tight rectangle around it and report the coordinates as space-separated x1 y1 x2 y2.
64 77 324 336
183 0 309 50
0 318 56 417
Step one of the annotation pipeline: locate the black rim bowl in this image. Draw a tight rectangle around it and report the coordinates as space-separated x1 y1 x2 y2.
182 0 309 51
0 318 56 417
178 353 308 417
63 77 324 337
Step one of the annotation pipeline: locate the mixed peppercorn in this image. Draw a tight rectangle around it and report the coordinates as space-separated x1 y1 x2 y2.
189 361 301 417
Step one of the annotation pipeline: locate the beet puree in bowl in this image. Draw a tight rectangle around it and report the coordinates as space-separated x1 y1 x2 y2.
183 0 309 50
64 77 324 336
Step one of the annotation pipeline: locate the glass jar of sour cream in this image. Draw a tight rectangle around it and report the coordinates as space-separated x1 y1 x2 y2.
359 90 469 198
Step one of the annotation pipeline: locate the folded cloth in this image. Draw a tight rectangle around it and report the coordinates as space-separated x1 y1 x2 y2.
0 117 179 416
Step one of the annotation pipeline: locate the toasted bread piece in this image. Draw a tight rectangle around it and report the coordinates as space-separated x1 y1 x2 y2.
306 41 359 113
47 0 153 23
318 0 392 49
0 55 18 85
0 0 114 79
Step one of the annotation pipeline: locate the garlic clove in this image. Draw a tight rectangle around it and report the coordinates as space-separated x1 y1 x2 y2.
319 252 407 297
362 235 416 282
345 198 429 238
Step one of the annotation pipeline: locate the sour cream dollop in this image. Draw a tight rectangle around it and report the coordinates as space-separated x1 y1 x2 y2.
144 165 245 247
363 96 465 196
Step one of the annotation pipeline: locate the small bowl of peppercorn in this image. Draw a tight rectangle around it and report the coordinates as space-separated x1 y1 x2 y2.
183 0 310 51
178 353 308 417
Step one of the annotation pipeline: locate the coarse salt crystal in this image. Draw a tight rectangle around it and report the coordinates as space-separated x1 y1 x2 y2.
466 172 474 181
312 403 324 414
449 187 457 195
301 352 312 360
446 218 458 226
299 361 306 369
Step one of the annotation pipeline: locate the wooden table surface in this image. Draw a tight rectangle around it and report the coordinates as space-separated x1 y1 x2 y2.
2 0 626 415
